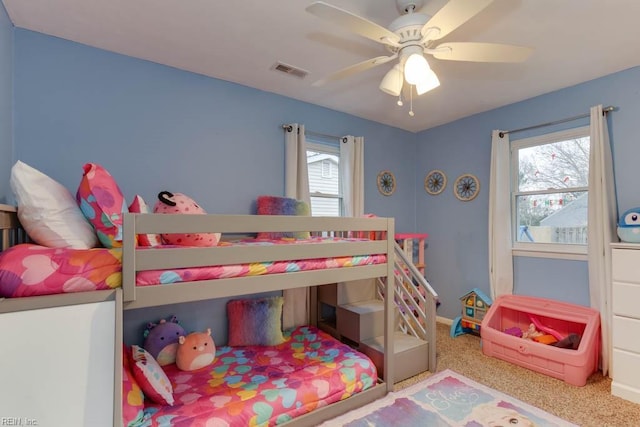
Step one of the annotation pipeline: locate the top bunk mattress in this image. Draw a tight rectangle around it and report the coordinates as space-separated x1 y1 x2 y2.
0 237 386 298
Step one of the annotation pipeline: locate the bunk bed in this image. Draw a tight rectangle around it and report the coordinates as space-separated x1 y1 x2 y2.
0 205 397 426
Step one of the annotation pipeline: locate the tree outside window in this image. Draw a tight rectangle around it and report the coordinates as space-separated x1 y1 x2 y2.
512 126 590 249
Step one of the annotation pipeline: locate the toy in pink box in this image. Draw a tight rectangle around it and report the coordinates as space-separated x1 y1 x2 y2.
153 191 220 246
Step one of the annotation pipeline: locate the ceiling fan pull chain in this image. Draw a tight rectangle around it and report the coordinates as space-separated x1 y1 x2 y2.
409 87 415 117
397 66 404 106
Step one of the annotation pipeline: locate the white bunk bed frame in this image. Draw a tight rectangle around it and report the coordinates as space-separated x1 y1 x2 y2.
0 207 396 427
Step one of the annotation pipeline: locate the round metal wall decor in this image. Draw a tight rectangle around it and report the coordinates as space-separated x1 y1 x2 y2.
454 173 480 201
424 169 447 195
377 170 396 196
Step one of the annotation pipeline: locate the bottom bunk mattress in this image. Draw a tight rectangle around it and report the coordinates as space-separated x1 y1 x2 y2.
136 325 378 426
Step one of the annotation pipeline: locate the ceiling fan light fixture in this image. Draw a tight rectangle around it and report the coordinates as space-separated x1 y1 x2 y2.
404 53 429 85
416 68 440 95
379 63 404 96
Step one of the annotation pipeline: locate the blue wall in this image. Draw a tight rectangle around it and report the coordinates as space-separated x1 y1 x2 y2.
11 29 417 345
0 3 12 203
6 23 640 331
12 29 416 232
416 66 640 320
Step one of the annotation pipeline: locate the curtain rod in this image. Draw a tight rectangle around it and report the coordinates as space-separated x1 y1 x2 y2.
499 105 616 138
281 124 345 142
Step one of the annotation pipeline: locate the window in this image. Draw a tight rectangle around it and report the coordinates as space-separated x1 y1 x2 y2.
321 159 333 178
307 140 342 216
511 126 590 256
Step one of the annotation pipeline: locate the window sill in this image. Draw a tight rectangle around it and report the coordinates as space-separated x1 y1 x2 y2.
512 245 587 261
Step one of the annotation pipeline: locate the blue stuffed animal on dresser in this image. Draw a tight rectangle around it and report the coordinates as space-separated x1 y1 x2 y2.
617 207 640 243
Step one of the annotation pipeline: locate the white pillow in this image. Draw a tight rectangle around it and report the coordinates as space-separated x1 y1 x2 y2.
10 161 99 249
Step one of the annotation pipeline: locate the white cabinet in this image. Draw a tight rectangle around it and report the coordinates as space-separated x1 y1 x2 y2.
611 243 640 404
0 298 117 426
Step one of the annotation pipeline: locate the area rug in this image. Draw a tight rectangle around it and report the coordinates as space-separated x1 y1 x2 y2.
321 369 578 426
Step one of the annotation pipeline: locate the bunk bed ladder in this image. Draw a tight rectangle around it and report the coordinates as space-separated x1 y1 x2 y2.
375 242 439 372
316 239 439 383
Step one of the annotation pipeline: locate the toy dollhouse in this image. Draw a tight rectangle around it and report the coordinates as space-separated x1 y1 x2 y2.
450 287 492 337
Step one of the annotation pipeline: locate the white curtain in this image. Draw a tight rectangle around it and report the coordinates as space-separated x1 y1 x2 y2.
283 123 311 329
285 124 311 206
587 104 617 377
339 136 365 217
488 130 514 299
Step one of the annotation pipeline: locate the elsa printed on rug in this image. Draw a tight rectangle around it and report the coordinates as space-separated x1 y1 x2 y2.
323 370 577 427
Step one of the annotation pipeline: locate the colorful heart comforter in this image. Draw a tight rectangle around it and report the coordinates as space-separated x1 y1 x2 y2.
139 325 378 426
0 238 386 298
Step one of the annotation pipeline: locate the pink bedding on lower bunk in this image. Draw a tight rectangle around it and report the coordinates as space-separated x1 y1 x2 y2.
139 325 378 426
0 238 386 297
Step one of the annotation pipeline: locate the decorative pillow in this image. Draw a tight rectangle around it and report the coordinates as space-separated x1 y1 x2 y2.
76 163 127 248
153 191 220 247
143 315 186 366
130 345 174 406
256 195 311 240
128 195 162 247
176 328 216 371
9 161 99 249
227 296 286 346
122 345 145 427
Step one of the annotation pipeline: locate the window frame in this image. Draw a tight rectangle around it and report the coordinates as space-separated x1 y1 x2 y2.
306 140 343 217
510 126 590 260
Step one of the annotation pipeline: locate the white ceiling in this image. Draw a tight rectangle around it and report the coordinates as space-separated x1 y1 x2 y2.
3 0 640 133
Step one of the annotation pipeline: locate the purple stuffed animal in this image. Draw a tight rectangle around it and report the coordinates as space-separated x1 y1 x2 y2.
143 315 186 366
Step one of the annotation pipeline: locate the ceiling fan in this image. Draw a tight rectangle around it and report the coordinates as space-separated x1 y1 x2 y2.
306 0 532 102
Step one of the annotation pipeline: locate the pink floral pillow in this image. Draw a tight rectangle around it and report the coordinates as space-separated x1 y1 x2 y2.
128 195 162 247
76 163 127 248
130 345 174 406
122 345 145 426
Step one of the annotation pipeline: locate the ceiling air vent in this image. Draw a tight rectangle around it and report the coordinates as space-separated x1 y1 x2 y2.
271 62 308 79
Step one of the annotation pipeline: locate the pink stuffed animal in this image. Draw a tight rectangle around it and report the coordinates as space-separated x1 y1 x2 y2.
176 328 216 371
153 191 221 246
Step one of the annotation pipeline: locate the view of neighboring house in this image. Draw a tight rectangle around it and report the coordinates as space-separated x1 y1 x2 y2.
307 152 340 216
524 194 588 244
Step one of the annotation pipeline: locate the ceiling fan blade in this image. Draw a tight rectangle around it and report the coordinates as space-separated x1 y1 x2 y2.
421 0 494 42
312 55 398 87
431 42 533 62
306 1 400 46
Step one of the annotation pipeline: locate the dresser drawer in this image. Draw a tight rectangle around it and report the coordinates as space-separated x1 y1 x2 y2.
612 282 640 318
612 349 640 388
613 316 640 353
612 248 640 283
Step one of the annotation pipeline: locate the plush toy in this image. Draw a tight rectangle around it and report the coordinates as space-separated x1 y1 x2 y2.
522 323 544 340
153 191 221 246
617 207 640 243
503 327 523 338
176 328 216 371
143 315 186 366
552 333 582 350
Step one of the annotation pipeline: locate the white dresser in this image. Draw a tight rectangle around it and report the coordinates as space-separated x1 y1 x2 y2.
0 297 118 426
611 243 640 404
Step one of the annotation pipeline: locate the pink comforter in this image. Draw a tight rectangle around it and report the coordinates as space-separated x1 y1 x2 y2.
0 238 386 297
140 325 378 426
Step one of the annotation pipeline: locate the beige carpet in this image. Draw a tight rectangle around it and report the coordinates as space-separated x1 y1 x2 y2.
395 322 639 427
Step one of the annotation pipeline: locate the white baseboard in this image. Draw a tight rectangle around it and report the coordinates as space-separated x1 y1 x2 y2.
436 316 453 326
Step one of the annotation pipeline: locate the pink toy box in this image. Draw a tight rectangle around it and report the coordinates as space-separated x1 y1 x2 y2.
481 295 600 386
